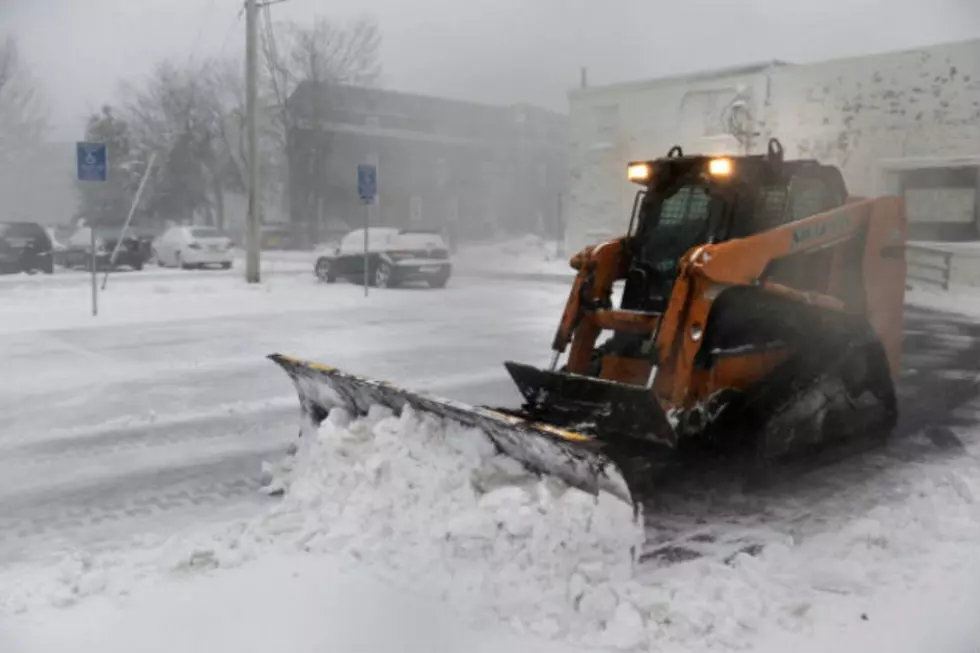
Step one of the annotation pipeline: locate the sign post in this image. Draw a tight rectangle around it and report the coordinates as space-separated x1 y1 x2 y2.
89 226 98 316
357 163 378 298
103 152 157 290
76 141 108 317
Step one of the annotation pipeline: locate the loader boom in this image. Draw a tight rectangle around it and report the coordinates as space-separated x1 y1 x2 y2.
654 194 907 406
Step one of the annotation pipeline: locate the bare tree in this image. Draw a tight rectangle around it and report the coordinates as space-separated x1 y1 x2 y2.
260 14 381 241
122 59 243 230
0 36 48 160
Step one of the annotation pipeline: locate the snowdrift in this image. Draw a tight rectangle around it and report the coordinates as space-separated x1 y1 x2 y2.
455 234 573 277
181 405 650 647
6 401 980 652
165 404 980 651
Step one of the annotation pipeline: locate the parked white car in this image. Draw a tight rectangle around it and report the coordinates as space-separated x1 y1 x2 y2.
153 226 235 269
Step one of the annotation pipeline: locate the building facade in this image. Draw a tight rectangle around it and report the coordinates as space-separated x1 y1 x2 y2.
565 37 980 252
287 83 567 246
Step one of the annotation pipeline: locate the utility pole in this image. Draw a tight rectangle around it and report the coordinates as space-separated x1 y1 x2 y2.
245 0 260 283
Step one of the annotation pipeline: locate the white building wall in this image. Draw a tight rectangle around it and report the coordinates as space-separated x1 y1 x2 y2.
565 38 980 251
566 65 780 253
763 38 980 197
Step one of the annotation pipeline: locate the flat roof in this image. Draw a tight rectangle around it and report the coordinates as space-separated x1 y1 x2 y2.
569 61 790 98
569 35 980 100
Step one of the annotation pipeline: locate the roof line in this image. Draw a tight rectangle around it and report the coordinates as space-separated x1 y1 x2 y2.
570 35 980 98
569 60 790 98
294 80 565 117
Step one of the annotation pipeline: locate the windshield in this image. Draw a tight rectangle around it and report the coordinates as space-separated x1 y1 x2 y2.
636 184 713 272
189 227 221 238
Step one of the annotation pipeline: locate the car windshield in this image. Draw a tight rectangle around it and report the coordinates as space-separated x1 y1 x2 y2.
189 227 222 238
394 232 445 250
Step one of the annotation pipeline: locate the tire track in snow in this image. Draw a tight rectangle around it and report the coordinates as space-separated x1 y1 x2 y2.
0 448 284 565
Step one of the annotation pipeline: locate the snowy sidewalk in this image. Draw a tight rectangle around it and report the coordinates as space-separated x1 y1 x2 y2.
4 554 578 653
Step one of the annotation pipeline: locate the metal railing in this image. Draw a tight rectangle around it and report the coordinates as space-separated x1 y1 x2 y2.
906 244 954 291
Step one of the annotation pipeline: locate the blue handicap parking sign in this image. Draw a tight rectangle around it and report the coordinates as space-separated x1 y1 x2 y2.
77 142 108 182
357 164 377 203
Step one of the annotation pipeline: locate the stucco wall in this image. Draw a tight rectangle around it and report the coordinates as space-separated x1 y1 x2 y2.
565 38 980 252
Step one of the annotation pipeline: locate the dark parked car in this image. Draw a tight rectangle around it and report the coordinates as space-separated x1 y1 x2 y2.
0 221 54 274
62 227 148 271
314 227 452 288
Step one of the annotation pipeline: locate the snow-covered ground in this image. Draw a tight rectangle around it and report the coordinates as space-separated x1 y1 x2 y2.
0 269 567 567
455 234 574 278
2 262 980 652
256 233 577 279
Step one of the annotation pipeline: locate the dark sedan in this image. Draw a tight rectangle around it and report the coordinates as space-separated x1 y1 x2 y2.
62 227 148 271
314 227 452 289
0 221 54 274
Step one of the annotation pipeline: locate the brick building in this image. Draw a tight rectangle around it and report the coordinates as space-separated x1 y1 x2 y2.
286 82 567 246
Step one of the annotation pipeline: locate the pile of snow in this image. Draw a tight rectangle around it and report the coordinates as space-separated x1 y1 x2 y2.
157 403 980 651
164 405 649 648
492 234 561 260
455 235 573 277
7 401 980 651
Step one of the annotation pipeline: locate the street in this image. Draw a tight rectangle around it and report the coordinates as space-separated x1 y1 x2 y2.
0 270 568 566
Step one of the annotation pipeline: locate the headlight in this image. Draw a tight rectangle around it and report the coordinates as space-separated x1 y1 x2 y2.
627 163 652 182
708 157 733 177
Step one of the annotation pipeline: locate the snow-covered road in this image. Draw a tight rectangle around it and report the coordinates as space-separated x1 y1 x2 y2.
0 269 568 566
3 264 980 652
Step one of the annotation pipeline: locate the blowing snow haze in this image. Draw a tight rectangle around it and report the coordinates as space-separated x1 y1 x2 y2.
6 0 980 138
5 0 980 651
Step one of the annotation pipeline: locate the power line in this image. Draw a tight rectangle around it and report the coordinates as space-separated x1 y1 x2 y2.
218 3 247 57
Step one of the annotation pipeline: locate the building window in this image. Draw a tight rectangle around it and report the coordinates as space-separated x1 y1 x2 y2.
410 195 423 224
591 104 619 147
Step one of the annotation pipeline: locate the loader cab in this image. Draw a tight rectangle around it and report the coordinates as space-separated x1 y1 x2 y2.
618 139 847 312
620 147 742 311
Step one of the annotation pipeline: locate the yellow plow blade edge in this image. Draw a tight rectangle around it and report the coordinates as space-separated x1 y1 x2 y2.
268 353 633 504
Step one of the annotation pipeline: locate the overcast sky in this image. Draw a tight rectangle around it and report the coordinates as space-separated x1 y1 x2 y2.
6 0 980 141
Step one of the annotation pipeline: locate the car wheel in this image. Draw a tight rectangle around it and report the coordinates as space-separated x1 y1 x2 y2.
428 274 449 289
374 261 393 288
176 251 190 270
132 259 144 271
315 258 335 283
221 261 232 270
153 249 164 266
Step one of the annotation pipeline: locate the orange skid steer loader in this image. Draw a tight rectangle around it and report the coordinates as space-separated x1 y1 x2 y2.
270 138 907 519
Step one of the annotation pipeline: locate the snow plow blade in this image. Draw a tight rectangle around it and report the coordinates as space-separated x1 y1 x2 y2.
268 353 634 504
